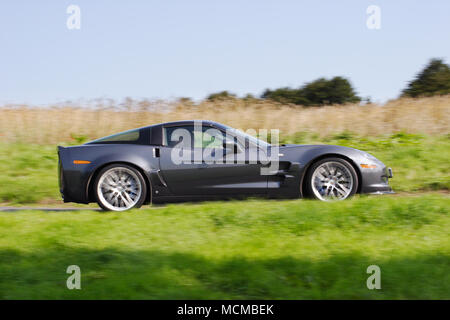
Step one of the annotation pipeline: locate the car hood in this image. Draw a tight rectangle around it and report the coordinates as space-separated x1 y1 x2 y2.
277 143 356 152
270 144 384 166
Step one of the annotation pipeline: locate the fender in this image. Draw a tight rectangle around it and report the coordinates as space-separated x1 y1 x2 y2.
276 144 365 196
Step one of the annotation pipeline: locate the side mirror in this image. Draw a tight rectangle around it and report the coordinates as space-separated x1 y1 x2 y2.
223 139 241 154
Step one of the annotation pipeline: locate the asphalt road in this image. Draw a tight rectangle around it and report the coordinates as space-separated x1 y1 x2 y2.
0 207 102 212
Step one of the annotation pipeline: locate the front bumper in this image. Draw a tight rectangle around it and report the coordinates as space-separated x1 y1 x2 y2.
360 166 394 194
387 167 393 178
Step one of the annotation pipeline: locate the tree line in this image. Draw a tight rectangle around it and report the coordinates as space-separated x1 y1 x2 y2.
205 58 450 106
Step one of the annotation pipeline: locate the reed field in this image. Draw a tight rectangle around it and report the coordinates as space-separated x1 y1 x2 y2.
0 95 449 144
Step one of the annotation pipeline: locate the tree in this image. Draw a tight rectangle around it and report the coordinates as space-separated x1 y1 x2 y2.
302 77 360 105
242 93 256 100
402 58 450 97
261 87 309 105
206 91 237 101
262 77 360 106
177 97 194 105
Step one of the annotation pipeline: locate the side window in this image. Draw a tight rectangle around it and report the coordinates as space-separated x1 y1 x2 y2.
163 125 227 149
91 128 140 143
163 126 194 148
202 128 224 149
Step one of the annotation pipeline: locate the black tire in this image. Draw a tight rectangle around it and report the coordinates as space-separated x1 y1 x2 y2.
304 157 358 201
93 164 147 211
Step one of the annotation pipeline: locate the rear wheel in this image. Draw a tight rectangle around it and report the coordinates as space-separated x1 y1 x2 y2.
94 164 147 211
304 157 358 201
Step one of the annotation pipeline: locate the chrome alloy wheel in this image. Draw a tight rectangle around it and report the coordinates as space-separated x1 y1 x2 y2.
311 161 354 201
97 167 142 211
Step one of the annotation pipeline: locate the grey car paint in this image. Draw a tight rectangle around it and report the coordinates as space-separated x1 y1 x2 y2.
58 120 393 205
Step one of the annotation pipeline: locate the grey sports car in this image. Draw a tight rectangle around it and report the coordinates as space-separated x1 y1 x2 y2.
58 120 393 211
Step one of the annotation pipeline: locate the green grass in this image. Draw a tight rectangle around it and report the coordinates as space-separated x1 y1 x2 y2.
0 195 448 299
1 133 449 204
0 143 59 203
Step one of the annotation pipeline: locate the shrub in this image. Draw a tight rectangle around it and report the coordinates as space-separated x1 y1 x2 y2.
262 76 361 106
206 91 237 101
402 58 450 97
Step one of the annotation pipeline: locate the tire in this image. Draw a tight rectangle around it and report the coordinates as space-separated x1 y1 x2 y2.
304 157 358 201
94 164 147 211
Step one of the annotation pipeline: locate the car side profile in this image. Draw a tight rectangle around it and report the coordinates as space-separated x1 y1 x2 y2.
58 120 393 211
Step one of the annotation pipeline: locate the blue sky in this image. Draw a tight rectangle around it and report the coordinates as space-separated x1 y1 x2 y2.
1 0 449 105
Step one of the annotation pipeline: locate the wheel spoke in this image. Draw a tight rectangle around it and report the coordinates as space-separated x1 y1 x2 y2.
118 195 125 207
105 176 116 186
334 185 347 196
101 182 114 192
111 172 120 183
106 190 116 202
316 171 327 181
121 192 132 207
336 183 350 195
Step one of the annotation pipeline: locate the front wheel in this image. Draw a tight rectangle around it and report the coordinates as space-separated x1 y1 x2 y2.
94 164 147 211
304 157 358 201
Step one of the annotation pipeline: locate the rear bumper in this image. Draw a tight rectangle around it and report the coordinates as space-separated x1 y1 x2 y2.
57 146 90 204
57 146 66 201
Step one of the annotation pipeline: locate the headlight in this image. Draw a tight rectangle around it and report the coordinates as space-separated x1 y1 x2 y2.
360 152 379 168
363 152 378 161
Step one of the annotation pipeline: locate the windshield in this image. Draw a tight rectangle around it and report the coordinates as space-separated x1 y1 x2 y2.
222 126 271 148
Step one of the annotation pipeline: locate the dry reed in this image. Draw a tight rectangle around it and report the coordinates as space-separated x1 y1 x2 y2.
0 95 448 144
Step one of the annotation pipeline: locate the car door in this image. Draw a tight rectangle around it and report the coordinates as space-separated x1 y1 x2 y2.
158 124 202 195
158 124 268 196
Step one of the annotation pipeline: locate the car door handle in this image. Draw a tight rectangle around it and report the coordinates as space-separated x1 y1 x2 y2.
153 147 160 158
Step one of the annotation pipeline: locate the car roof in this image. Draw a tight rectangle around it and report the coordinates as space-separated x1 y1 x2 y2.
147 120 229 129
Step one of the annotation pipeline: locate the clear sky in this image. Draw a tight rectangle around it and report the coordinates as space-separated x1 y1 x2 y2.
1 0 449 105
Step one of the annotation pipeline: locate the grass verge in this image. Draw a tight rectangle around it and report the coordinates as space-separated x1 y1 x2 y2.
0 195 448 299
